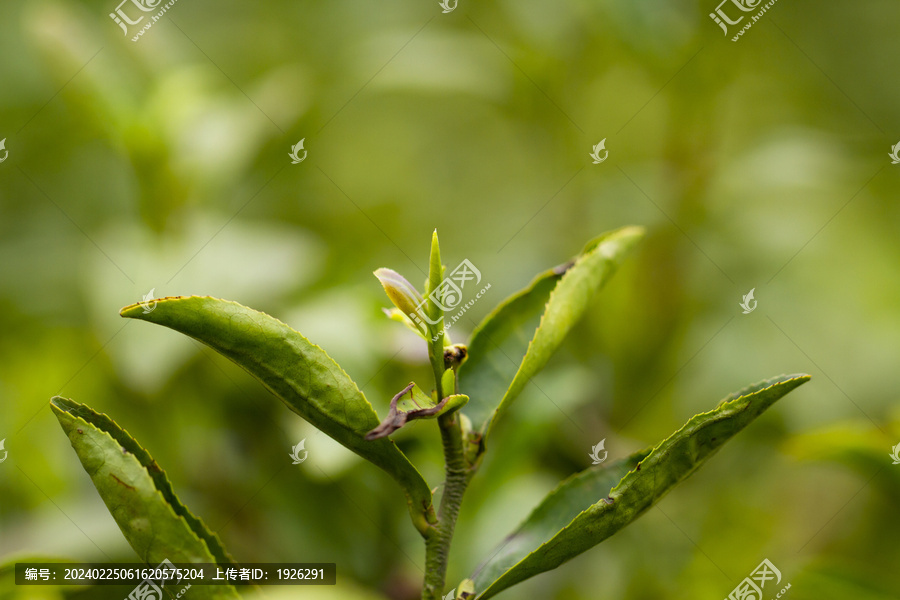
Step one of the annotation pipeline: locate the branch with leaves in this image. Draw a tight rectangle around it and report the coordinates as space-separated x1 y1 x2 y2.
51 226 809 599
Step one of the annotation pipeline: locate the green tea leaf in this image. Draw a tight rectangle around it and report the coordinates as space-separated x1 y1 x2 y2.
459 226 645 436
472 452 647 595
120 296 434 532
457 260 567 429
472 374 810 599
50 397 241 599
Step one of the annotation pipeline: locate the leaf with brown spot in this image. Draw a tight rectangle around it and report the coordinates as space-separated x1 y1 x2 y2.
51 396 241 599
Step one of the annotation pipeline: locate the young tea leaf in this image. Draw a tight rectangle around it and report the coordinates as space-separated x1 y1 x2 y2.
375 269 428 338
427 230 449 396
471 374 810 599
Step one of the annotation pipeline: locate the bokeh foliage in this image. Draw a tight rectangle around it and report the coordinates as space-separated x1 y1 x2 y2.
1 0 899 598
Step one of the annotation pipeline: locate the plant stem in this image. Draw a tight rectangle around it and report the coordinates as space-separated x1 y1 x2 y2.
423 410 470 600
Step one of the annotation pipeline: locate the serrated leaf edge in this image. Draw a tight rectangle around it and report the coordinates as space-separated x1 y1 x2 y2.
475 373 809 599
50 397 239 571
121 295 379 432
119 295 435 533
483 227 644 438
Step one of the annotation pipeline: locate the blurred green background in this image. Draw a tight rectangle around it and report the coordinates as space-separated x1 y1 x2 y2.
1 0 899 598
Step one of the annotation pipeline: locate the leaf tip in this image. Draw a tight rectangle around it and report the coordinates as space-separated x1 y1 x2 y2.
119 304 139 318
610 225 646 248
429 231 442 265
49 395 77 415
782 373 812 391
766 372 812 389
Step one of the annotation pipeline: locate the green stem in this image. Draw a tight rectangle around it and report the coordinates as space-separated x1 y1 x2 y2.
421 230 471 599
423 411 470 600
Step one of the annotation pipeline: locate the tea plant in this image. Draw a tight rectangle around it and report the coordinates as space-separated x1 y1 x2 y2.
51 226 809 599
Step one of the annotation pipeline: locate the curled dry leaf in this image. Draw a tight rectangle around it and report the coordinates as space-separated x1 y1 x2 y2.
366 382 469 440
